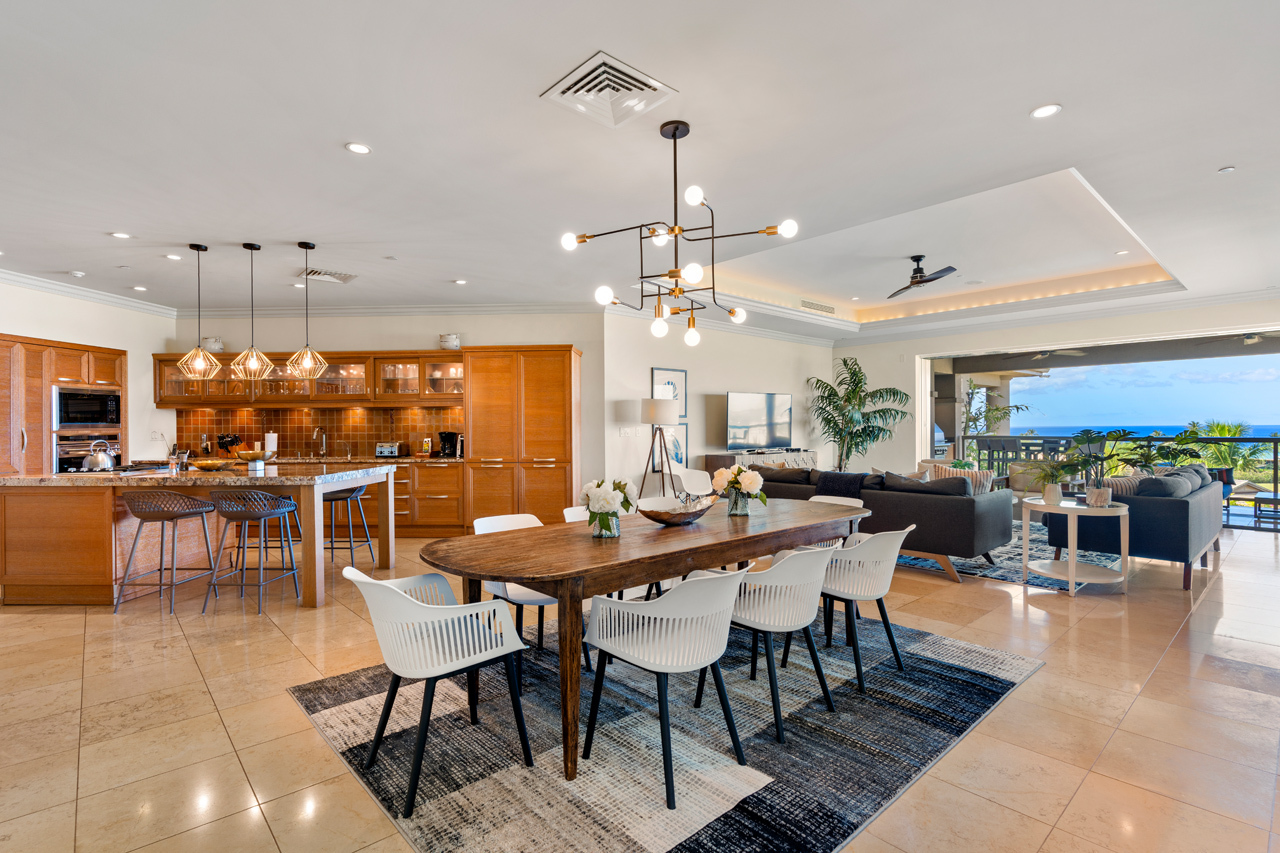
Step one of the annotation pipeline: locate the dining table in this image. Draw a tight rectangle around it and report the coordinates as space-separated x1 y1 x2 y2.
418 498 869 780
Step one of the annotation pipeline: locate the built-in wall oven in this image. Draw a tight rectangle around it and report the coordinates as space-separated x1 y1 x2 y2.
55 435 121 473
52 387 121 430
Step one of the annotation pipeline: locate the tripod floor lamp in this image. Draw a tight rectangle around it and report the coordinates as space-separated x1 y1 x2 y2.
638 398 681 498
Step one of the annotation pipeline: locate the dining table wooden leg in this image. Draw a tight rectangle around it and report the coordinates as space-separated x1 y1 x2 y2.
377 471 395 571
557 576 585 781
299 484 325 608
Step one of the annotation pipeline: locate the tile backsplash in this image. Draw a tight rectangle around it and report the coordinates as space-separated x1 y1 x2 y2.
176 407 465 457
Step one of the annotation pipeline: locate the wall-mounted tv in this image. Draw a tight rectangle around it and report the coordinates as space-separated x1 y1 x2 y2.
727 392 792 451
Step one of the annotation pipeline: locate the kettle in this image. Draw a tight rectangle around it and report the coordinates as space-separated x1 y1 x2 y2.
82 440 116 471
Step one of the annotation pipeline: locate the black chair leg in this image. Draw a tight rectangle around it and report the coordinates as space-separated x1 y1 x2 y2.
402 676 437 819
515 603 524 640
803 626 835 712
582 628 593 673
781 631 793 668
364 673 402 769
582 649 608 759
824 596 835 647
845 600 856 646
693 667 707 708
710 662 746 765
537 605 545 650
657 672 675 810
849 609 865 693
877 598 905 671
468 668 480 725
503 654 534 767
750 630 760 681
762 631 785 744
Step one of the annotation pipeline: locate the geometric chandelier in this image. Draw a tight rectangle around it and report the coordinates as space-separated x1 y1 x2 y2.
176 243 222 380
286 241 328 380
562 119 797 346
230 242 275 382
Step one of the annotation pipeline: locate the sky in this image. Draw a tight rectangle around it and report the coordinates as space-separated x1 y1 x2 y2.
1007 352 1280 428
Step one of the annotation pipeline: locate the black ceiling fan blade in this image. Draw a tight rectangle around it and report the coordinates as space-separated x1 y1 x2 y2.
886 283 918 300
916 266 957 284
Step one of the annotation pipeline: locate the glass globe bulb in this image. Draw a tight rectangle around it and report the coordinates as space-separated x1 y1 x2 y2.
779 219 798 238
651 317 669 337
650 227 669 247
684 185 704 206
561 232 578 251
684 326 700 346
594 285 614 306
193 355 205 369
302 354 313 368
730 308 747 324
682 262 704 284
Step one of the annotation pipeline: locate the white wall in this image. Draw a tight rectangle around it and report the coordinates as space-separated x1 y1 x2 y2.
1 276 178 458
834 298 1280 473
176 312 607 475
602 311 835 493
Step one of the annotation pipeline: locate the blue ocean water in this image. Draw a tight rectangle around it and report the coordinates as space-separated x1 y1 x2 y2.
1011 425 1280 437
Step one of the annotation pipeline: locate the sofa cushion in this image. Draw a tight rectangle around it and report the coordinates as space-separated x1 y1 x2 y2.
922 463 995 494
810 468 823 485
749 465 811 484
873 466 930 481
1136 476 1193 498
883 472 973 496
1156 464 1212 487
1008 462 1038 493
1104 475 1144 497
861 474 884 490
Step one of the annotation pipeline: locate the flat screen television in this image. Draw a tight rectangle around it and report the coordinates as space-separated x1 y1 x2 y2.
726 392 792 451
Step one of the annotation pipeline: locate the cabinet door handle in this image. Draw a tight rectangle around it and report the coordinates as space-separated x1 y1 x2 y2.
20 428 27 452
531 464 555 468
532 458 557 462
480 464 504 468
394 510 410 516
480 458 504 462
426 464 450 468
421 494 452 499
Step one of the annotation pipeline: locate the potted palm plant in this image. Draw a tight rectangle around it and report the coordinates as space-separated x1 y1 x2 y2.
1119 430 1201 475
808 357 911 472
1069 429 1135 506
1025 459 1073 505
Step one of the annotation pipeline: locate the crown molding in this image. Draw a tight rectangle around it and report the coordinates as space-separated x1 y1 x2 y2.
0 268 178 319
714 292 861 333
176 302 604 319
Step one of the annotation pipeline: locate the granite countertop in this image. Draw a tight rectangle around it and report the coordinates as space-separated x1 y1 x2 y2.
0 462 398 488
269 456 464 464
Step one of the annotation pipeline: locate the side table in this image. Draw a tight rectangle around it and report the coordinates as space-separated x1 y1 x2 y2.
1022 497 1129 597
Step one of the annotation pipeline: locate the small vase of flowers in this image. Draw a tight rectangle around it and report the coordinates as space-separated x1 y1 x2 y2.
712 465 767 516
580 478 638 538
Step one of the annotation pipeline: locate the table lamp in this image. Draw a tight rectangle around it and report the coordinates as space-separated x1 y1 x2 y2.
639 398 681 497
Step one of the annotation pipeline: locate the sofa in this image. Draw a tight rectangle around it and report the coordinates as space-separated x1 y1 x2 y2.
1044 478 1223 590
751 467 1014 583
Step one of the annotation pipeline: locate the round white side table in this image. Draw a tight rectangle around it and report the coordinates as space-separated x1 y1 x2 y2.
1021 497 1129 596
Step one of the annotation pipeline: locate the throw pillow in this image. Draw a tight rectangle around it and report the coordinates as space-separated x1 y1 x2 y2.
872 466 930 481
749 465 811 484
1008 462 1036 492
1136 476 1193 498
861 474 885 490
1183 463 1212 487
883 472 973 496
1103 475 1143 497
923 463 995 494
1165 470 1202 493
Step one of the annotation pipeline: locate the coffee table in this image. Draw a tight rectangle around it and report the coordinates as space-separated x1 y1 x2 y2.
1021 497 1129 596
1253 492 1280 526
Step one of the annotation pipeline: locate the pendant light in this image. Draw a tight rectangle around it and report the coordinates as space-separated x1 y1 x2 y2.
286 241 327 379
230 243 274 381
176 244 221 379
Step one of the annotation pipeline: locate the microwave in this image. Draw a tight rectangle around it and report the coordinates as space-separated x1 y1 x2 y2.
53 387 122 429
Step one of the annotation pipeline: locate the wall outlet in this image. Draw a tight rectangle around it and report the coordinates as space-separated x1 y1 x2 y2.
150 431 160 440
619 427 634 438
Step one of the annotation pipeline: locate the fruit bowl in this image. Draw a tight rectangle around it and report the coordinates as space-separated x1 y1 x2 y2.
189 459 235 471
637 494 718 526
235 450 278 463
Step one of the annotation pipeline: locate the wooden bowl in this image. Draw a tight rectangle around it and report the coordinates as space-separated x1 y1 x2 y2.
235 450 278 463
189 459 235 471
637 494 719 526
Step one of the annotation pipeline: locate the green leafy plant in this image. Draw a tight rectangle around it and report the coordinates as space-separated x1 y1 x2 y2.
1024 458 1074 489
807 357 911 472
948 459 975 470
1067 429 1136 487
962 379 1031 436
1119 430 1202 474
1188 421 1267 473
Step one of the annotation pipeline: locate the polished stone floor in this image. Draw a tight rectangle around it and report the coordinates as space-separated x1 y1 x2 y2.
0 528 1277 852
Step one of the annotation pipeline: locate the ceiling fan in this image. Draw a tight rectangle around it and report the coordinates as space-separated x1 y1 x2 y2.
1003 349 1088 360
1199 331 1280 346
886 254 957 300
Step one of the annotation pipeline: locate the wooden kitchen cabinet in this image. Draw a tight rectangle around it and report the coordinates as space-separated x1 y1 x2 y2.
464 352 519 460
20 344 50 475
0 340 21 476
519 350 576 463
156 357 204 404
311 358 372 401
205 364 253 403
1 488 116 603
51 348 89 384
251 364 309 403
465 462 519 524
89 352 124 386
373 357 421 401
519 463 574 525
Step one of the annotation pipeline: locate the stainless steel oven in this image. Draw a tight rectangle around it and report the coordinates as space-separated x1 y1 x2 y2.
55 435 121 473
52 387 121 430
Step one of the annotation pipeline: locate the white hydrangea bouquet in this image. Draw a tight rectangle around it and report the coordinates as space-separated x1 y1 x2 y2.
580 477 638 538
712 464 767 516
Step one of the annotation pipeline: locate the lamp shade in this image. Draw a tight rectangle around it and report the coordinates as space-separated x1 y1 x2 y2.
641 398 679 426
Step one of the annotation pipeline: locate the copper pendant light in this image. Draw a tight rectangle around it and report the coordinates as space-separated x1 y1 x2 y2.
176 244 221 379
286 241 327 379
230 243 274 381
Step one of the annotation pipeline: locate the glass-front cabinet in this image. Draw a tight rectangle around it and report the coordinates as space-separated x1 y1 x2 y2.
311 357 372 401
253 364 311 402
204 364 253 403
156 359 203 404
422 357 465 405
373 358 421 400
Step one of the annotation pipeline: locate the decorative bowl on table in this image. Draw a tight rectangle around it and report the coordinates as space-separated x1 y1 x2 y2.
637 494 718 526
189 459 235 471
235 450 278 463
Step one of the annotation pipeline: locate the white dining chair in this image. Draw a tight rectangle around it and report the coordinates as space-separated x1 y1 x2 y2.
562 505 589 522
583 569 749 810
807 495 867 547
342 567 533 819
671 465 714 497
819 526 915 692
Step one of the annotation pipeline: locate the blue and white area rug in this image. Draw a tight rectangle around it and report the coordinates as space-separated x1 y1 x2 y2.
291 610 1041 852
897 519 1120 592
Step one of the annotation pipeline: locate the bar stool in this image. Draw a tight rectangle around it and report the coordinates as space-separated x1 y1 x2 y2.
203 490 301 615
325 486 375 566
115 491 218 615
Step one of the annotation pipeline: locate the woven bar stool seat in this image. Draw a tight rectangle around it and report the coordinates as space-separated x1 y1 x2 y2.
324 484 375 566
203 489 300 615
115 490 218 615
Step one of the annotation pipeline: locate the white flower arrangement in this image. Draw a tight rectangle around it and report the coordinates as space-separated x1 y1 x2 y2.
579 477 638 526
712 464 768 505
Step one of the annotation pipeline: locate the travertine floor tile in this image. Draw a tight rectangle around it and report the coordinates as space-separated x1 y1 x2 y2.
0 680 81 728
1119 695 1280 773
78 711 234 796
0 708 80 769
0 801 77 853
221 693 313 750
927 732 1086 822
81 656 204 706
260 774 397 853
894 597 994 627
1141 669 1280 729
0 748 78 823
1036 643 1156 694
133 805 280 852
1011 670 1136 727
79 680 216 745
1037 829 1112 852
204 656 322 710
976 697 1114 769
239 728 349 802
868 775 1052 853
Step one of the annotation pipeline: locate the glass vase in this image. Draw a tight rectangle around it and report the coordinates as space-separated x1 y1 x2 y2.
592 513 621 538
728 488 751 516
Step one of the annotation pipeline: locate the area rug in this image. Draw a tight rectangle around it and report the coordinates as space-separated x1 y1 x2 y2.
897 519 1121 592
290 609 1042 853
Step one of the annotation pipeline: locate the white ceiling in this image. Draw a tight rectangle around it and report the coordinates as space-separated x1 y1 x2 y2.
1 1 1277 344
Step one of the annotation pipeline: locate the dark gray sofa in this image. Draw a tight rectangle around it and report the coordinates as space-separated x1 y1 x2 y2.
1044 481 1223 590
752 467 1014 583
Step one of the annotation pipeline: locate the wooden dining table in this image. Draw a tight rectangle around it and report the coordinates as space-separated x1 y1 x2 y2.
418 498 869 780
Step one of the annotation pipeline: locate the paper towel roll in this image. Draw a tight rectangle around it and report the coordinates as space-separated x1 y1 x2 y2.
264 433 278 452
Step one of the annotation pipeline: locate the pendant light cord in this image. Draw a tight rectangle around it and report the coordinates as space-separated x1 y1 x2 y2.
196 249 202 343
249 248 255 348
304 247 310 347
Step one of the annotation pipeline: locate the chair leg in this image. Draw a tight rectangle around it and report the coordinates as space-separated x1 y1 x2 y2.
582 649 608 759
156 520 167 611
657 671 675 810
1054 547 1062 561
749 630 760 681
824 596 834 647
709 662 746 766
237 522 249 598
168 517 179 615
515 604 524 641
537 605 545 650
762 631 785 744
845 600 855 647
257 522 266 615
283 513 300 599
199 514 219 601
402 677 437 819
877 598 905 671
693 667 707 708
503 654 534 767
355 499 375 563
849 608 865 693
781 631 792 668
582 626 593 673
114 520 145 614
363 673 402 770
329 502 337 562
346 497 357 567
803 625 835 712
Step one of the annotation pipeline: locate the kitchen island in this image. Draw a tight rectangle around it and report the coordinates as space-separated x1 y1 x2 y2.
0 462 396 607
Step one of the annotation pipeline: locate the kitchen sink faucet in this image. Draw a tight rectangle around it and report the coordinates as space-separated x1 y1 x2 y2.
313 426 326 458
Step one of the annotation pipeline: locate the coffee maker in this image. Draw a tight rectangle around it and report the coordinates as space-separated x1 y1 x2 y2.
438 431 463 458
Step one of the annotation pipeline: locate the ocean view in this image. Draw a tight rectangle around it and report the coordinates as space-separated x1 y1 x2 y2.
1010 425 1280 436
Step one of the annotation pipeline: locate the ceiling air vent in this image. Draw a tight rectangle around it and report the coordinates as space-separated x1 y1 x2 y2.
298 267 357 284
800 299 836 315
541 51 676 129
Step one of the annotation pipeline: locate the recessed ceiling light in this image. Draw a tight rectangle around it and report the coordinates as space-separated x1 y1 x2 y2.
116 265 131 270
110 232 131 238
165 254 182 260
293 283 306 288
132 286 147 291
70 271 85 278
1115 250 1130 255
0 250 5 255
1218 166 1236 173
1030 104 1062 119
344 142 371 154
384 255 398 261
850 297 860 301
966 280 984 285
454 279 467 285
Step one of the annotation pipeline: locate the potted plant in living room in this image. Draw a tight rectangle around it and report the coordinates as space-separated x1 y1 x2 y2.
1068 429 1135 506
579 478 638 538
1026 459 1073 505
808 357 911 472
1119 430 1202 474
712 465 766 516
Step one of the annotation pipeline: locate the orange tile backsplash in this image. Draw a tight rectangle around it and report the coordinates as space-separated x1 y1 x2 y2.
176 407 465 457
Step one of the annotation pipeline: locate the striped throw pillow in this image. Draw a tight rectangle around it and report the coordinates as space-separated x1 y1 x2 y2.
924 464 995 494
1103 475 1143 497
